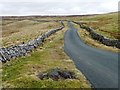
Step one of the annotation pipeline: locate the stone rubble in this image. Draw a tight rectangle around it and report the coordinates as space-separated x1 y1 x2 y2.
0 21 64 63
37 68 76 81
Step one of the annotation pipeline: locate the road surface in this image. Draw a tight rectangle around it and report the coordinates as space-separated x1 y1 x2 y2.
64 22 118 88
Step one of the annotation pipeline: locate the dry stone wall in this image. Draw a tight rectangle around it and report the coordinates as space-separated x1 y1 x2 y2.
72 21 120 49
0 21 64 62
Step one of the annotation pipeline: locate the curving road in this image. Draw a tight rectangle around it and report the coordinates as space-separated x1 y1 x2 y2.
64 22 118 88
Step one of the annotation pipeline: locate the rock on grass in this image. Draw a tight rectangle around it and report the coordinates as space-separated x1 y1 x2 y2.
37 68 77 81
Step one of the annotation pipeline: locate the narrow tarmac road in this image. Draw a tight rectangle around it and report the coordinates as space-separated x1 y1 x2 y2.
64 22 118 88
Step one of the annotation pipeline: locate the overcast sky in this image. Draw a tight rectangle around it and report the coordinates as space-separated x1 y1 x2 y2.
0 0 119 16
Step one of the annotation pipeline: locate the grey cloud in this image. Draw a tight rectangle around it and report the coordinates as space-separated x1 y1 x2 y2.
0 1 118 16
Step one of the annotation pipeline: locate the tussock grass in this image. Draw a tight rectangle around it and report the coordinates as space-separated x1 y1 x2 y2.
2 20 61 47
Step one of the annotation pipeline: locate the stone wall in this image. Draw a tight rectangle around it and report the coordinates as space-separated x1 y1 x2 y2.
72 21 120 49
0 21 64 62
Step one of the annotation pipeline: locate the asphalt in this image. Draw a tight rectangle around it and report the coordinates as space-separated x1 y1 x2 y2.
64 22 119 88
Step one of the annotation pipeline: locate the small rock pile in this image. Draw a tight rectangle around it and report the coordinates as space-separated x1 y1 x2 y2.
37 68 76 81
0 21 64 62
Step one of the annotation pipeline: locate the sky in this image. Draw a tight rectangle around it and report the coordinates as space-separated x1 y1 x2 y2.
0 0 119 16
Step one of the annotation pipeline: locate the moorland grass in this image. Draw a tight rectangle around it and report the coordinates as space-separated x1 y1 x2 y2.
2 23 91 88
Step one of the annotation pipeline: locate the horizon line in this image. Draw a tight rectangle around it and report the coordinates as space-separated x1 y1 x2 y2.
0 11 118 17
